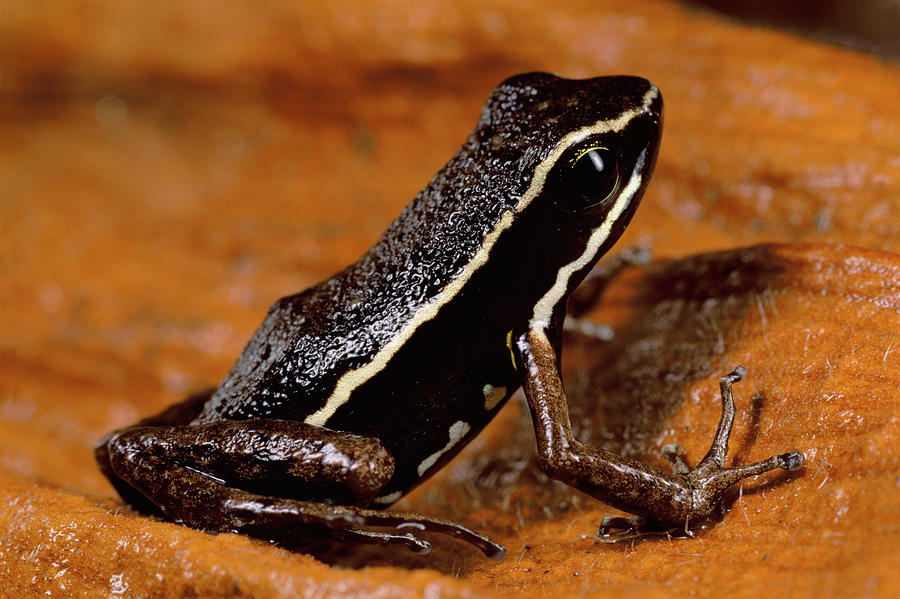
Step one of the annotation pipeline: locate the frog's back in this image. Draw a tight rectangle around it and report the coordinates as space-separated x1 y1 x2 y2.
198 122 519 421
196 72 659 425
196 189 502 424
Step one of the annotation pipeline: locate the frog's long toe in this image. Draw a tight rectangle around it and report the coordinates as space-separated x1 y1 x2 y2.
356 509 506 560
341 528 432 554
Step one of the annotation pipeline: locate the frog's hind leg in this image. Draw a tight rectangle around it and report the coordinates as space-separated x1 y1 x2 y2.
100 419 504 559
95 389 214 514
339 507 506 559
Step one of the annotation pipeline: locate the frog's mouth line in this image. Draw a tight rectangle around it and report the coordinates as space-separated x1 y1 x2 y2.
304 85 660 429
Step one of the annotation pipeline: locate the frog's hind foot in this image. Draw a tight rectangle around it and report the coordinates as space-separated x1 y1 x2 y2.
345 509 506 560
339 527 433 554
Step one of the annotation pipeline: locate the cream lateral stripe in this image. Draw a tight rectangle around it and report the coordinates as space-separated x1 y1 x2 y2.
305 85 658 428
529 85 658 330
529 167 643 330
303 210 516 427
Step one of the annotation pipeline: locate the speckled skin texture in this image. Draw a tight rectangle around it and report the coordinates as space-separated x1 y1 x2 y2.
192 74 661 492
94 72 663 556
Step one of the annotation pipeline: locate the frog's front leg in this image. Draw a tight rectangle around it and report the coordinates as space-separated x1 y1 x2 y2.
97 418 504 558
513 327 803 530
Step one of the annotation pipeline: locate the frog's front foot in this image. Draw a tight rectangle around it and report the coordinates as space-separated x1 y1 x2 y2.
599 367 804 537
676 366 803 522
517 324 804 537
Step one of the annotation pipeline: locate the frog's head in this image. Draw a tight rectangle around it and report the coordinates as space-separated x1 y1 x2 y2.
472 72 662 328
362 73 661 335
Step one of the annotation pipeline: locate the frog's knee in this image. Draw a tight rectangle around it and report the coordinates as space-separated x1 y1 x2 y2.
343 445 395 499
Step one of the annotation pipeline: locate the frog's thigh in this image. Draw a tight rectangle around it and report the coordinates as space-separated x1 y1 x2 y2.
95 389 216 514
106 443 376 540
107 419 395 508
104 421 505 557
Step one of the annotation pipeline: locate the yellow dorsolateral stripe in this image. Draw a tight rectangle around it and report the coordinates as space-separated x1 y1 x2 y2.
304 86 657 428
304 210 516 427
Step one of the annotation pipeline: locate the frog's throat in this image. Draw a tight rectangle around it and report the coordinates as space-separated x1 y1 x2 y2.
304 85 659 428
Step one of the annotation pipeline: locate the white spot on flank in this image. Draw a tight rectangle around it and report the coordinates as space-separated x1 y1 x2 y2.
417 421 470 477
305 82 659 428
372 491 402 505
482 384 507 410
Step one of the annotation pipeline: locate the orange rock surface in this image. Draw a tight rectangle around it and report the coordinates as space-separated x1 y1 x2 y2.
1 1 898 597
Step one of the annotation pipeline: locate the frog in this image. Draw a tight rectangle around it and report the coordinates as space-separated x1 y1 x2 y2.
96 72 803 560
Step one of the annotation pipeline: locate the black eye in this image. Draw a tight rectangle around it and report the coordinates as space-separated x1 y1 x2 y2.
554 145 620 213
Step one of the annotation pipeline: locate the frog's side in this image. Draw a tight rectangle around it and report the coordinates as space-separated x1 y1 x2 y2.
96 73 802 559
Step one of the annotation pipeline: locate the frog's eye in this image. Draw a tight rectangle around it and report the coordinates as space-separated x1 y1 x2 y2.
554 145 620 213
